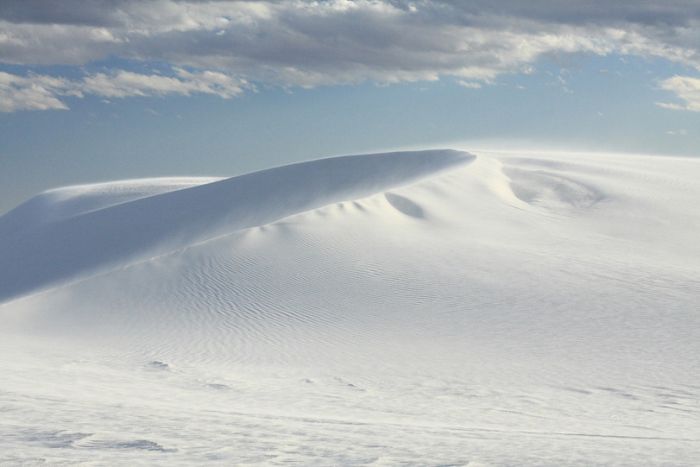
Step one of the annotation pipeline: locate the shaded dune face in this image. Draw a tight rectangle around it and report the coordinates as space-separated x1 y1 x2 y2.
0 149 473 302
0 177 222 231
384 192 425 218
504 167 605 210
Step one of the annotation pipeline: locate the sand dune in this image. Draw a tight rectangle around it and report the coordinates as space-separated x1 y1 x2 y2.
1 148 699 465
0 149 471 302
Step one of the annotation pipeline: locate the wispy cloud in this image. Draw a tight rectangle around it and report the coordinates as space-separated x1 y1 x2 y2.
82 68 245 99
457 80 483 89
0 72 76 112
0 68 246 112
665 128 688 135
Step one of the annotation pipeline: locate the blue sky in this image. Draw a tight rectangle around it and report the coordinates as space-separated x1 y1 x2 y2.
2 1 700 213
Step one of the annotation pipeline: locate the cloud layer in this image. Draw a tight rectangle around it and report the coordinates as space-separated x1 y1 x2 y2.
2 0 700 111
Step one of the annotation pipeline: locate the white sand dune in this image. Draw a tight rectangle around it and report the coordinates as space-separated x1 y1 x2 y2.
0 149 470 302
1 148 699 465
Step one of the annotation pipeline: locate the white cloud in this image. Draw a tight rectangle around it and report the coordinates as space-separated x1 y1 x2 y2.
457 80 483 89
658 75 700 112
0 71 76 112
0 69 246 112
83 68 245 99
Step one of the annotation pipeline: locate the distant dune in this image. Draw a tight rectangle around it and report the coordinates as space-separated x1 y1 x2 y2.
1 149 699 465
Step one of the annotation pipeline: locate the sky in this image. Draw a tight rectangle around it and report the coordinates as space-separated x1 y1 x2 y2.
2 0 700 214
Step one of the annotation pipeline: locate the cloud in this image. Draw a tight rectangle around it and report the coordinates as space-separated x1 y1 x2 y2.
665 128 688 135
2 1 700 111
0 68 246 112
82 68 245 99
0 71 76 112
457 80 483 89
658 75 700 112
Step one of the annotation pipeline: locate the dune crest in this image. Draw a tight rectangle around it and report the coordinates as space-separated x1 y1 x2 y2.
0 149 473 302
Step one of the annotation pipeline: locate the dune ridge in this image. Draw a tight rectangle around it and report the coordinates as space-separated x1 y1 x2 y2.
0 149 473 302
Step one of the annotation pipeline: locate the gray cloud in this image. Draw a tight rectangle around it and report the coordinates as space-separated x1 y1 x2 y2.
1 1 700 110
4 1 700 28
0 0 127 26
